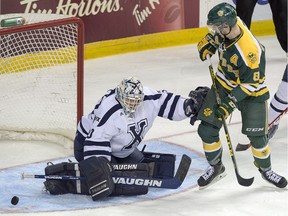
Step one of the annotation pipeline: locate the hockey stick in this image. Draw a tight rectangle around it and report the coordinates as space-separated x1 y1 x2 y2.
21 154 191 189
206 55 254 187
236 107 288 151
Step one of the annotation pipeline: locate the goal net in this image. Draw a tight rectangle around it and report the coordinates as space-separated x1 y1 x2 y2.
0 14 84 148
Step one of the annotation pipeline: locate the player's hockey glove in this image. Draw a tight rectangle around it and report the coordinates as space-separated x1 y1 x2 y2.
197 33 219 61
184 86 210 121
214 96 237 120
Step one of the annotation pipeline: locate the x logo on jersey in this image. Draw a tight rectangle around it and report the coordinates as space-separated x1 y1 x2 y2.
123 119 148 150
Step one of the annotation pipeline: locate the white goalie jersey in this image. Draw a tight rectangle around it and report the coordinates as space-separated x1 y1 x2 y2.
76 86 189 161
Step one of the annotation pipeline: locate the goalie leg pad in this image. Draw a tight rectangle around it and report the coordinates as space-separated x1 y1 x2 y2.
44 162 88 195
111 163 149 196
142 152 176 179
79 156 115 201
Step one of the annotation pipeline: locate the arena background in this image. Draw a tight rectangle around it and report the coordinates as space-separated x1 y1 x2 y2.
0 0 274 58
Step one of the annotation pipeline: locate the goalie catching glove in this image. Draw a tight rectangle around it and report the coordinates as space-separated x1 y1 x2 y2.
197 33 221 61
184 86 210 124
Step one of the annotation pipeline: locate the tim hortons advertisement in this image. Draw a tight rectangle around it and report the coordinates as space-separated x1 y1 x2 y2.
0 0 199 43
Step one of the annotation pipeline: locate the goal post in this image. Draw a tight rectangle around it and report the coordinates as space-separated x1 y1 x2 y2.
0 14 84 148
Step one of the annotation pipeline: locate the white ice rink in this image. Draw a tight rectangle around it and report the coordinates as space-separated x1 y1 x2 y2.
0 35 287 216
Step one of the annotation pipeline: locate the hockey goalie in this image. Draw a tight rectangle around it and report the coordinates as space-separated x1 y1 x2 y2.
43 77 209 200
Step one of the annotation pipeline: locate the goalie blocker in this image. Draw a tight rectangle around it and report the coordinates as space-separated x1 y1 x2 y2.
43 152 176 200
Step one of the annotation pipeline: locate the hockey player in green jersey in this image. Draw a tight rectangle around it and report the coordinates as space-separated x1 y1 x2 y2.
196 2 287 189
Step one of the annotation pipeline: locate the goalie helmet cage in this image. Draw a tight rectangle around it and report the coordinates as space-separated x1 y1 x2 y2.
0 14 84 148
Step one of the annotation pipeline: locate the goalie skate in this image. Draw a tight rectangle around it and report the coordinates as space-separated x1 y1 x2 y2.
198 162 227 190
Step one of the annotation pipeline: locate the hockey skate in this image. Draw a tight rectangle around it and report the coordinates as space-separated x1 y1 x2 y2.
260 169 287 188
268 124 279 140
198 162 226 189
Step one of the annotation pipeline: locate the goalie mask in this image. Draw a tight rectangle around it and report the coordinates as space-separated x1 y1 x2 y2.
116 77 144 118
207 2 237 36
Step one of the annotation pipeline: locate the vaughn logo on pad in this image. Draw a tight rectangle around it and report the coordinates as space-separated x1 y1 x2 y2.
112 177 163 187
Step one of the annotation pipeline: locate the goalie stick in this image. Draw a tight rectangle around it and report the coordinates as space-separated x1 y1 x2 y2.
235 107 288 151
207 55 254 187
21 154 191 189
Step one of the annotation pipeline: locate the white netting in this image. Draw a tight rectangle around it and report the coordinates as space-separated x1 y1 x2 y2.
0 14 83 148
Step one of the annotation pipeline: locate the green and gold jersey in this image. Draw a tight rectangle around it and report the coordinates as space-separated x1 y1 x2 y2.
215 17 269 103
